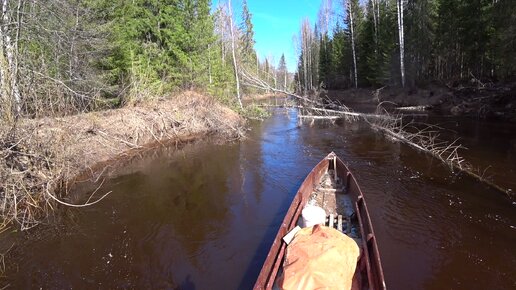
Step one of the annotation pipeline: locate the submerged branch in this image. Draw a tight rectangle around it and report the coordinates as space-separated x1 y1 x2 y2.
241 63 510 196
368 105 509 196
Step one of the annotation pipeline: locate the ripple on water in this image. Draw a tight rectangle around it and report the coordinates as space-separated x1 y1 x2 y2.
2 109 516 289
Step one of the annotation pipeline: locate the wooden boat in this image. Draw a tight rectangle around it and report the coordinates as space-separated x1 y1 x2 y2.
254 152 386 290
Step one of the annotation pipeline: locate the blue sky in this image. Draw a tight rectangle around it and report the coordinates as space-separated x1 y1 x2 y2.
212 0 328 72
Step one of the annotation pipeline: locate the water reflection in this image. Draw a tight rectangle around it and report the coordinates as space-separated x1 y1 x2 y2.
1 107 515 289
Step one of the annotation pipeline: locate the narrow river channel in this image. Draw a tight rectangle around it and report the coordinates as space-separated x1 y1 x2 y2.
2 105 515 289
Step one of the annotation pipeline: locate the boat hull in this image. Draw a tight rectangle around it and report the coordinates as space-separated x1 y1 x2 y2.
253 152 386 290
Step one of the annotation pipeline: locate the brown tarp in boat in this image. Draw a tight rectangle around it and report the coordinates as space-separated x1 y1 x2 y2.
279 225 361 290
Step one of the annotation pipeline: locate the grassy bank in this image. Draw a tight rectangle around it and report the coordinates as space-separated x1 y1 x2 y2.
0 91 245 231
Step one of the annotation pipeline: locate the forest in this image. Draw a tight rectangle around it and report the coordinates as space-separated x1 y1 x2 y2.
0 0 286 123
0 1 515 289
1 0 516 230
295 0 516 92
1 0 290 230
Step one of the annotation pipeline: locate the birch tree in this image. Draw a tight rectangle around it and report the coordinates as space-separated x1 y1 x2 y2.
397 0 405 87
0 0 22 121
296 18 318 94
318 0 333 36
227 0 242 109
371 0 378 45
346 0 359 88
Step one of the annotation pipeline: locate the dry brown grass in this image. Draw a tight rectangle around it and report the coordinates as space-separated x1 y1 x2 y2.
0 91 245 230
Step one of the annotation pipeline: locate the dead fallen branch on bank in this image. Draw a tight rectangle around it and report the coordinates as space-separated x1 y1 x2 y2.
395 105 430 111
239 71 361 122
0 91 245 230
242 70 510 196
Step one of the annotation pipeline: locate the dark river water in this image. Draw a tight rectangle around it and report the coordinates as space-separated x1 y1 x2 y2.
1 104 516 289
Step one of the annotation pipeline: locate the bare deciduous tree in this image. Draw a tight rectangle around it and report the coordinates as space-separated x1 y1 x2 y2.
345 0 358 88
0 0 22 122
228 0 242 109
397 0 406 87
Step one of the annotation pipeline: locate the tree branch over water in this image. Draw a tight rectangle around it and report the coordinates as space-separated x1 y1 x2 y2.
242 70 510 196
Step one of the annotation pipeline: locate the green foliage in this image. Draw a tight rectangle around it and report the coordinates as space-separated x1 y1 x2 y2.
319 34 331 87
239 0 256 63
277 54 288 90
85 0 236 102
311 0 516 90
359 0 397 86
405 0 437 85
491 0 516 79
328 23 352 88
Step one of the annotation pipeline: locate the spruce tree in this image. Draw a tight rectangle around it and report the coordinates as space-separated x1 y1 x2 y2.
278 53 288 90
239 0 256 65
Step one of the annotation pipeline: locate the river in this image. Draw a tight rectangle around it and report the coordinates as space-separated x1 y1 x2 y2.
1 103 515 289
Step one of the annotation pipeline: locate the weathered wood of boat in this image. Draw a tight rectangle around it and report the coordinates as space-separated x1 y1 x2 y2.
254 152 386 290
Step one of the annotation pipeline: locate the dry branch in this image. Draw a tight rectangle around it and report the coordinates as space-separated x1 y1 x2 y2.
0 91 245 230
248 68 509 196
298 115 342 120
368 104 509 195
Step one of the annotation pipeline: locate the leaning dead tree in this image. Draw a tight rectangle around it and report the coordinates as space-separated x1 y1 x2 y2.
227 0 243 109
370 103 466 170
242 69 509 196
240 66 356 116
368 103 509 195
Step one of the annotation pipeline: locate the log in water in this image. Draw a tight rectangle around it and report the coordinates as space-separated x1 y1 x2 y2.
1 106 515 289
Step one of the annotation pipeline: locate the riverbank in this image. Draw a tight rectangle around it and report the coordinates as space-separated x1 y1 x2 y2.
325 83 516 122
0 91 245 230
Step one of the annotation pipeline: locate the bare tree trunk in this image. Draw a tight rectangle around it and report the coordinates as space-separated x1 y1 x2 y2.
397 0 405 87
13 0 21 113
208 44 212 85
228 0 242 109
302 22 309 94
372 0 378 45
348 0 358 88
376 0 380 25
0 0 21 120
274 69 277 89
284 69 287 91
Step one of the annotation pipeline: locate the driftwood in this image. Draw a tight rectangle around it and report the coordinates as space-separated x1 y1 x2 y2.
299 115 342 120
395 105 429 111
369 105 510 196
240 62 510 197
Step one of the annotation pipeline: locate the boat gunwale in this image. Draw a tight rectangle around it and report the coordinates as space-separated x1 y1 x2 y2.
253 152 386 290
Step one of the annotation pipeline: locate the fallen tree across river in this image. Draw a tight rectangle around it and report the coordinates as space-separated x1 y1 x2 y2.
240 72 512 198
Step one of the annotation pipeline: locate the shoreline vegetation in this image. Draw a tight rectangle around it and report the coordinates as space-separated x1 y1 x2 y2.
1 91 246 231
292 0 515 123
2 0 515 232
0 0 284 231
